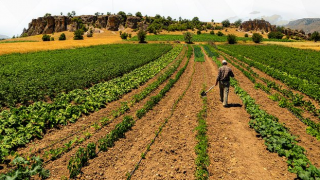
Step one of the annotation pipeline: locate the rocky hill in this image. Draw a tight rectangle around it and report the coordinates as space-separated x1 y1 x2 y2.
285 18 320 33
22 15 141 36
239 19 276 32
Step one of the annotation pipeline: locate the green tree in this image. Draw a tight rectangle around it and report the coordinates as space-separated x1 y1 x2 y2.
222 19 230 27
42 34 51 41
137 30 147 43
234 19 242 28
192 17 200 25
197 30 201 35
184 32 193 44
268 31 284 39
217 31 224 36
311 31 320 42
117 11 127 24
73 29 84 40
107 12 111 15
252 33 263 43
135 12 142 18
227 34 237 44
59 33 66 40
72 11 76 16
210 30 215 35
120 32 128 39
44 13 51 17
244 33 249 37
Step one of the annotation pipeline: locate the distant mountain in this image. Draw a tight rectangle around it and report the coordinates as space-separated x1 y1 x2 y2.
285 18 320 33
0 34 9 39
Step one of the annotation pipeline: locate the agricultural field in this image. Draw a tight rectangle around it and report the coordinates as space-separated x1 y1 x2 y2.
1 34 320 180
130 33 295 42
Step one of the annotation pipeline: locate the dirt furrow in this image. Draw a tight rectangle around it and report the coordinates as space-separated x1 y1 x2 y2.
205 53 296 179
216 55 320 169
8 47 186 160
73 53 196 179
39 49 188 179
131 58 204 179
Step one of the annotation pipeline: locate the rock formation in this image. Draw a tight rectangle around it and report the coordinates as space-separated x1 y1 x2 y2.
43 16 55 34
107 15 122 31
126 16 141 29
22 14 139 36
54 16 69 32
95 15 108 28
239 19 276 32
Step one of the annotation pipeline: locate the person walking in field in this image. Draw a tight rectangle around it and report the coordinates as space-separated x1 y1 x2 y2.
215 60 234 107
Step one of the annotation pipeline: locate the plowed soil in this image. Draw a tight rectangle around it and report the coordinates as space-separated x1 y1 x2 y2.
6 45 320 179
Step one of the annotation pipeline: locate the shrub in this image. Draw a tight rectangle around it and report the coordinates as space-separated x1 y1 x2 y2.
268 31 284 39
227 34 237 44
121 32 128 39
311 31 320 42
21 33 28 37
128 34 132 38
137 30 147 43
50 37 54 41
217 31 224 36
222 19 230 27
197 30 201 35
245 33 248 37
184 32 193 44
42 34 51 41
210 30 215 35
59 33 66 40
73 29 84 40
215 26 223 30
252 33 263 43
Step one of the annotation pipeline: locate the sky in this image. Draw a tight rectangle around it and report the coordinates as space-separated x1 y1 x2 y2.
0 0 319 37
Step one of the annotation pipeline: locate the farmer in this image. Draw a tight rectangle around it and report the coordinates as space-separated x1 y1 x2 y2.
215 60 234 107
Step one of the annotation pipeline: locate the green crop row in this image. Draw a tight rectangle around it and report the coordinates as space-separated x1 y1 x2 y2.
67 45 190 178
218 46 320 102
194 46 205 62
220 45 320 84
222 50 320 117
220 50 320 140
0 45 183 162
212 57 320 180
195 91 209 180
0 156 50 180
0 44 172 108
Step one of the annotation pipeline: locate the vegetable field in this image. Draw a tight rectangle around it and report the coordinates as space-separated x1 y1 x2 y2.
0 44 172 107
130 33 296 42
0 42 320 180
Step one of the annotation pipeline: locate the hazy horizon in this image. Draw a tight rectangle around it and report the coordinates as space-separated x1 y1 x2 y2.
1 0 319 37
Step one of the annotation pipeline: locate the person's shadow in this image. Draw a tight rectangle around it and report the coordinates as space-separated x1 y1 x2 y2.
226 103 242 108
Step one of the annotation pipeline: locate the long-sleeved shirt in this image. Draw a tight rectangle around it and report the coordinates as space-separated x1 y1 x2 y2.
216 65 234 82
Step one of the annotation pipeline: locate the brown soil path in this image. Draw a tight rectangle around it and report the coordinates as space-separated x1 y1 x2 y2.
218 54 320 169
131 56 204 179
204 51 296 179
77 54 196 179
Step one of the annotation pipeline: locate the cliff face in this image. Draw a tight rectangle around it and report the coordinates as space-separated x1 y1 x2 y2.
240 19 276 32
126 16 141 29
22 14 124 36
107 15 122 31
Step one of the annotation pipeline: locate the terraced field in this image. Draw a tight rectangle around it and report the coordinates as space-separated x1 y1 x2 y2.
0 42 320 180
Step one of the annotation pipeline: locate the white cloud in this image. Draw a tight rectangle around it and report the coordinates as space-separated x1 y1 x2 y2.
250 11 260 14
